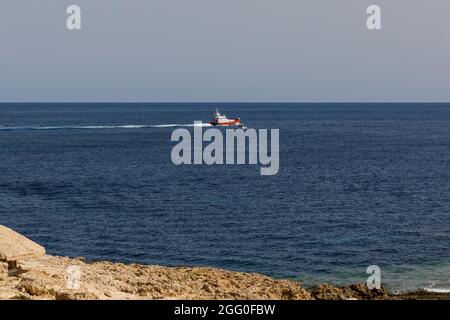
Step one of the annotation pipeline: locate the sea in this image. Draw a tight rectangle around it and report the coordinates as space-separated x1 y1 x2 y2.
1 103 449 293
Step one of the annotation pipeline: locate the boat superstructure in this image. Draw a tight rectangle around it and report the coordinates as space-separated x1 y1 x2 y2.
208 109 245 128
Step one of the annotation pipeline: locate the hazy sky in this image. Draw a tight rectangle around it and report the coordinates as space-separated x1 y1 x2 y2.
0 0 449 102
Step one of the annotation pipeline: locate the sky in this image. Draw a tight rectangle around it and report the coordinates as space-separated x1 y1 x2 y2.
0 0 449 102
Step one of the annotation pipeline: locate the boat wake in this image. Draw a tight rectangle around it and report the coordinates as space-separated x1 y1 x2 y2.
0 123 213 131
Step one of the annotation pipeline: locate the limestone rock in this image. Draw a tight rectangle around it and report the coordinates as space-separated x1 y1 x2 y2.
0 225 46 262
310 283 389 300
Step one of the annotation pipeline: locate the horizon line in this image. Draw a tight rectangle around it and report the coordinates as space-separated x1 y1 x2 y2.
1 101 450 104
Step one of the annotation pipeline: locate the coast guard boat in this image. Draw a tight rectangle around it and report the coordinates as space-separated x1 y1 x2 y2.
208 109 247 129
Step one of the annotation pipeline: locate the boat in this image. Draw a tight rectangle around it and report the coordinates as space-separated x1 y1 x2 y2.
208 109 246 129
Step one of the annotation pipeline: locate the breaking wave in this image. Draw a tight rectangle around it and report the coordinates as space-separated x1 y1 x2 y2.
424 281 450 293
424 287 450 293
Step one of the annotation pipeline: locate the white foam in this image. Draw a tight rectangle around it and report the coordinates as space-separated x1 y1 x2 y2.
424 287 450 293
184 123 213 127
151 124 182 128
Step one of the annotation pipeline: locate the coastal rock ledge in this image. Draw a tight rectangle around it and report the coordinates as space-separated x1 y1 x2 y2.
1 225 311 300
1 225 448 300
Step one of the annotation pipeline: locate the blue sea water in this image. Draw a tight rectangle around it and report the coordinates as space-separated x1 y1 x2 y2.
1 103 450 292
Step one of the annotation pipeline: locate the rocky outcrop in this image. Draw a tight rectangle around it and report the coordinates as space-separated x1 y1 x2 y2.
0 255 311 300
309 283 390 300
0 224 312 300
0 225 46 278
0 225 45 262
1 225 448 300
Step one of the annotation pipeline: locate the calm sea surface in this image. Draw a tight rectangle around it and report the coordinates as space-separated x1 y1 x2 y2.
1 103 450 292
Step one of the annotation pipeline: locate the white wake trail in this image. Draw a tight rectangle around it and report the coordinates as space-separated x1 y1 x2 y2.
0 123 213 131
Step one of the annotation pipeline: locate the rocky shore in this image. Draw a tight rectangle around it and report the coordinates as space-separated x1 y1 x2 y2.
1 225 448 300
